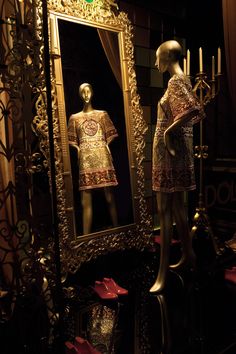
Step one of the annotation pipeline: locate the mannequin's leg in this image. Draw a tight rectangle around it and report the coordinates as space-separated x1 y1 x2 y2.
150 192 173 294
81 190 92 234
170 191 196 269
104 187 118 227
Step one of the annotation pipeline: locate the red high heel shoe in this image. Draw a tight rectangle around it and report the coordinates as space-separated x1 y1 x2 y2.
65 341 79 354
75 336 101 354
92 280 118 300
103 278 128 296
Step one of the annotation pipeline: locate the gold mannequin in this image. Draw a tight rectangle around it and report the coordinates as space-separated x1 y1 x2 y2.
80 187 118 235
68 83 118 234
150 40 205 294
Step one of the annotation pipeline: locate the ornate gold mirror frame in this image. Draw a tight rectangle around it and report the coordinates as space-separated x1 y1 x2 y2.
34 0 152 275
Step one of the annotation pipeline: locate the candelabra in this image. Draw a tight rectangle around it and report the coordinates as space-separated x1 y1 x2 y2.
187 48 223 256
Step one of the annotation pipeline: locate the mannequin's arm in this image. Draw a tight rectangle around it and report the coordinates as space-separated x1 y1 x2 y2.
164 109 198 156
69 143 80 157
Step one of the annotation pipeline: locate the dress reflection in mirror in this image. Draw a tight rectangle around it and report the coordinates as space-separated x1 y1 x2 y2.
150 40 205 294
68 83 118 234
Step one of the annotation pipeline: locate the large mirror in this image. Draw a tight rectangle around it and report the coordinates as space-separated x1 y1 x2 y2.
56 17 133 236
35 0 152 274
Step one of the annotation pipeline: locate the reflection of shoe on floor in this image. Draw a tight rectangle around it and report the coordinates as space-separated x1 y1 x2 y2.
103 277 128 296
154 235 180 245
92 280 118 300
224 268 236 284
65 341 79 353
75 336 101 354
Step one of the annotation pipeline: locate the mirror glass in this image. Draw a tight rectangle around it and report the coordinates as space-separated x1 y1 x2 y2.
57 19 133 236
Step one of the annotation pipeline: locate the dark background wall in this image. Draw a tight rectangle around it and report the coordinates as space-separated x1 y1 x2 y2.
118 0 236 240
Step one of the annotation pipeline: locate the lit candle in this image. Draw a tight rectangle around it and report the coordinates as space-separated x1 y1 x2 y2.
183 58 187 75
211 56 215 80
6 18 13 50
14 0 19 12
187 49 190 76
199 47 203 72
19 0 24 25
217 47 221 74
50 17 55 52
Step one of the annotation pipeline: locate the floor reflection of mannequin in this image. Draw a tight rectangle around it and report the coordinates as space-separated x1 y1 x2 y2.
68 83 118 234
150 40 205 294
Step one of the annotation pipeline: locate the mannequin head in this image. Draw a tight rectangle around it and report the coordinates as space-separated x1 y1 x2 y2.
155 40 182 73
79 83 93 104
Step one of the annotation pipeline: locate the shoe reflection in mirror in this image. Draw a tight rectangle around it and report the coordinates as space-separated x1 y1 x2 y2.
92 280 118 300
65 341 79 353
103 277 128 295
75 336 101 354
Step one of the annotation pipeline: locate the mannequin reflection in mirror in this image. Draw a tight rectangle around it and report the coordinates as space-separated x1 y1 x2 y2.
68 83 118 234
150 40 205 294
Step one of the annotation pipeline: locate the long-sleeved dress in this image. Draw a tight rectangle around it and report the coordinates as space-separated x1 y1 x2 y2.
68 109 118 191
152 74 204 193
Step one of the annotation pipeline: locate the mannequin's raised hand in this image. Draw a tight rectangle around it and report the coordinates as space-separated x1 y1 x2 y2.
164 130 175 157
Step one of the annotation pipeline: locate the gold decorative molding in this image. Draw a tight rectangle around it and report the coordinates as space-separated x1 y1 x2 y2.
33 0 152 275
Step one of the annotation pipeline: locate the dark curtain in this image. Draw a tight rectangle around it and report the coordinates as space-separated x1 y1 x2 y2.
97 29 122 89
222 0 236 113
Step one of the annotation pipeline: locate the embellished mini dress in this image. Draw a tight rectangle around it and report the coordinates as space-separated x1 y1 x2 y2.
68 109 118 191
152 74 204 193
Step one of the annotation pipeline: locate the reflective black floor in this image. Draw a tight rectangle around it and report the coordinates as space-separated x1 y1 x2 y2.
1 241 236 354
111 245 236 354
137 266 236 354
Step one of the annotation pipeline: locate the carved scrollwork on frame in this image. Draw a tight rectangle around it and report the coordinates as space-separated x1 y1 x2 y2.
34 0 153 274
0 1 61 342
